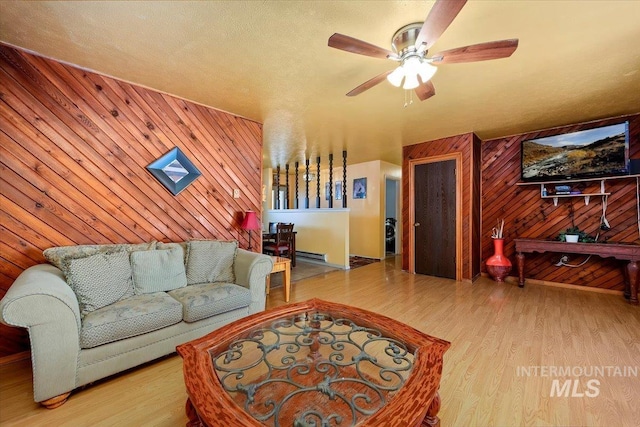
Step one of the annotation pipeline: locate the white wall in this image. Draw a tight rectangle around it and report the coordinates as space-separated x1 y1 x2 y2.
264 209 350 268
346 161 382 258
264 159 401 260
386 179 397 219
330 160 401 259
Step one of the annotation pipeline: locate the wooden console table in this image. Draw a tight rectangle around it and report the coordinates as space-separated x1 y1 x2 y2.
514 239 640 305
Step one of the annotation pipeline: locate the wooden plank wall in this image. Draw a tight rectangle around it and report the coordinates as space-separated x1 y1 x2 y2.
0 44 264 357
482 114 639 290
402 132 477 280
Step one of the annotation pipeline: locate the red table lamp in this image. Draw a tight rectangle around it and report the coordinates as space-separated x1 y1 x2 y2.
240 211 261 250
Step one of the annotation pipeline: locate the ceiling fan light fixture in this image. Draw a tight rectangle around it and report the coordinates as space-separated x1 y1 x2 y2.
402 56 422 74
328 0 519 101
387 66 405 87
389 56 436 90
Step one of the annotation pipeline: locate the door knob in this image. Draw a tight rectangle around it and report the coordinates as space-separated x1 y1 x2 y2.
414 223 420 227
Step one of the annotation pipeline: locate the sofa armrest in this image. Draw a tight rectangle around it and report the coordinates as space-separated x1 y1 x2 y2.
0 264 82 402
234 250 274 314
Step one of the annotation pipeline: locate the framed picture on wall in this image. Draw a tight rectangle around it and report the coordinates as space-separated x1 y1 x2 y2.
325 182 331 200
146 147 201 196
353 177 367 199
335 181 342 200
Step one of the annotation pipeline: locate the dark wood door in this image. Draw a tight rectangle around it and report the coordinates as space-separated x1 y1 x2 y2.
414 160 457 279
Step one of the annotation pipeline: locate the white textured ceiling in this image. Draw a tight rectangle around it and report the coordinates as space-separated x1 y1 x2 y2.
1 1 639 168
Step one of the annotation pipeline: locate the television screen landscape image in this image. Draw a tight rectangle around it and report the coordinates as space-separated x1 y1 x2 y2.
521 122 629 181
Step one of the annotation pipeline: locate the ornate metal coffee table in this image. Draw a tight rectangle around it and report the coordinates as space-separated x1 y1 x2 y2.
177 299 450 427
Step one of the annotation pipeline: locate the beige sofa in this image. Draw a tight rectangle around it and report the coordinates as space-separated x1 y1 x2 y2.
0 240 273 408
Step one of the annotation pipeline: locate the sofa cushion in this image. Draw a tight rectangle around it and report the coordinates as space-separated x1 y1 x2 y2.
44 241 157 275
185 240 237 285
66 252 134 317
168 282 250 323
80 292 183 348
131 245 187 294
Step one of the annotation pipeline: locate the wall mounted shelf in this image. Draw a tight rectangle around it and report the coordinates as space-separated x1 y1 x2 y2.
541 192 610 206
516 174 639 206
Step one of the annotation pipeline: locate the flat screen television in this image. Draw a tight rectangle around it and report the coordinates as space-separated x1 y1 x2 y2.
521 121 630 182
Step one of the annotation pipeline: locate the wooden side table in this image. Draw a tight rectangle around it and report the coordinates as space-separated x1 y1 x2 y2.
266 256 291 302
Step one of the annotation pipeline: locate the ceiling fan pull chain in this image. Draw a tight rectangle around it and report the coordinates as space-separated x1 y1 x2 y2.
404 90 413 108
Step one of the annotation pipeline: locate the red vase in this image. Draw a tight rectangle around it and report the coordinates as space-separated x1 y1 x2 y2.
486 238 512 282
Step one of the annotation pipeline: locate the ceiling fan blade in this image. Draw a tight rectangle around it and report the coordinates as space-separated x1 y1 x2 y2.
328 33 398 59
431 39 519 64
415 0 468 50
415 80 436 101
346 70 394 97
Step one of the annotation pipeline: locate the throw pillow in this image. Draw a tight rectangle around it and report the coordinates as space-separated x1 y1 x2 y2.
186 240 237 285
44 241 157 276
157 241 189 265
131 245 187 294
65 251 134 316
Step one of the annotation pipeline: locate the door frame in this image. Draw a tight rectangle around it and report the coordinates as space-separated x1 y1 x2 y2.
408 153 463 280
384 176 401 256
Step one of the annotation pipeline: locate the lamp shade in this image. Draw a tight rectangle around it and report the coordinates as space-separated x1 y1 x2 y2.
387 66 405 87
241 211 261 230
417 62 437 83
402 72 420 90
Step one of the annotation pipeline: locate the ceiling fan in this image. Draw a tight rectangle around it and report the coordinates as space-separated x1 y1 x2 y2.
328 0 518 101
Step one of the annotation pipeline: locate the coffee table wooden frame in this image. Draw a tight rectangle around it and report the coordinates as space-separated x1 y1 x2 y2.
177 299 450 427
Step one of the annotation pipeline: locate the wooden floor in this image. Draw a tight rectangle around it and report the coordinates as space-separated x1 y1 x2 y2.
1 256 639 426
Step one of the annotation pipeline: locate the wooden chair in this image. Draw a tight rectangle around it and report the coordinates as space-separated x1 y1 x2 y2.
263 223 294 263
262 222 278 246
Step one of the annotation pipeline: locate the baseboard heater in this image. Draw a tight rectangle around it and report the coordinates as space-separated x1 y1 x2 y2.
296 251 328 263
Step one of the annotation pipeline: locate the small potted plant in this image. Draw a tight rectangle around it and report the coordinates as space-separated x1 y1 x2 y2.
557 226 596 243
563 226 580 243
